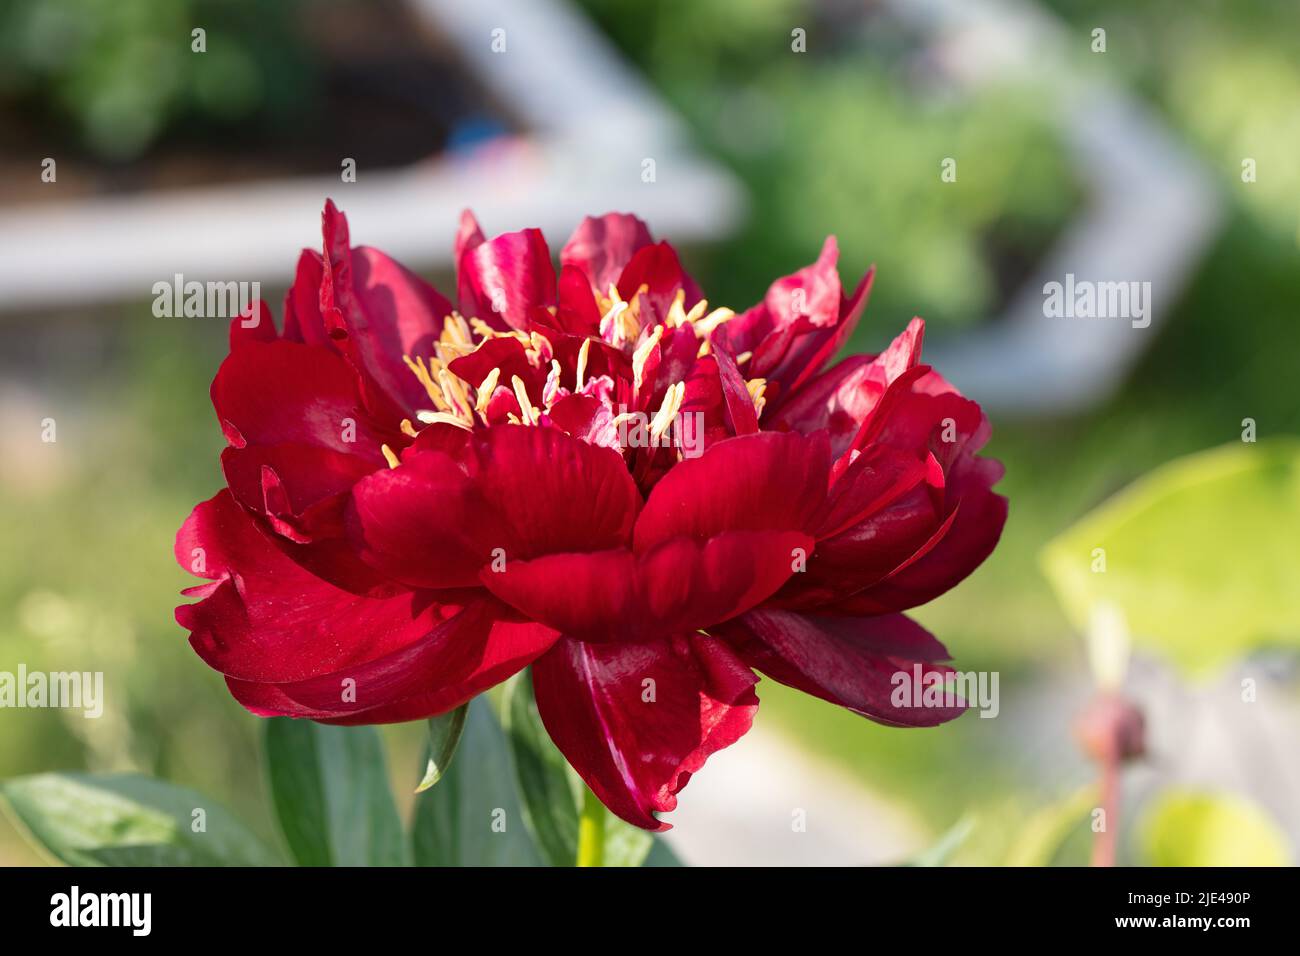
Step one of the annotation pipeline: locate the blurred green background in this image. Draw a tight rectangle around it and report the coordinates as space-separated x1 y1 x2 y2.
1 0 1297 865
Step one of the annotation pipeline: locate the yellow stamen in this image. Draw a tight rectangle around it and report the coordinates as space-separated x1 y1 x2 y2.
438 367 473 420
576 337 592 391
381 444 401 469
746 378 767 420
693 307 735 337
632 325 663 392
527 331 553 367
735 350 753 366
441 312 473 348
609 411 640 430
512 375 539 426
599 282 644 348
650 381 685 440
664 289 689 328
687 298 708 323
469 317 500 340
403 355 450 411
416 410 474 431
475 367 502 414
400 418 419 439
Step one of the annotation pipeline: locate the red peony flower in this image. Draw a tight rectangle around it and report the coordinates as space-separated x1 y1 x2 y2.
175 202 1006 830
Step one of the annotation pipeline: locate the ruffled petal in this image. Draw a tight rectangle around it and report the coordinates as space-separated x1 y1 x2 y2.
616 241 703 327
224 598 558 722
633 431 829 552
457 225 556 331
532 634 759 829
561 212 653 294
174 490 440 683
718 609 965 727
482 529 812 642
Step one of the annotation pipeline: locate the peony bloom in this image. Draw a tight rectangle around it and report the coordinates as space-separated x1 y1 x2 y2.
176 202 1006 830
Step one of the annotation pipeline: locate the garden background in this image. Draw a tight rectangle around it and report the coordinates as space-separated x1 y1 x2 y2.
1 0 1296 866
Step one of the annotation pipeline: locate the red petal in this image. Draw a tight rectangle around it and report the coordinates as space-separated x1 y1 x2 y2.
447 336 547 400
210 336 391 532
633 431 829 552
482 529 812 641
228 301 277 350
532 635 759 829
225 599 558 722
616 241 702 326
719 609 965 727
220 443 376 542
832 489 1008 615
174 490 441 683
710 344 759 436
561 212 653 294
474 425 641 558
454 208 486 263
212 338 378 452
552 264 604 335
712 238 870 402
346 450 500 589
319 200 455 420
457 225 556 331
282 250 331 346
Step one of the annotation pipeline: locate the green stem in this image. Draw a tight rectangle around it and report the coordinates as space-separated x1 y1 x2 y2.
576 786 606 867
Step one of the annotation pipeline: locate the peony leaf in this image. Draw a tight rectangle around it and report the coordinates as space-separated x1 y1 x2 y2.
411 696 544 866
503 671 580 866
263 719 407 866
1041 440 1300 676
416 704 468 793
603 812 655 868
1142 791 1291 867
1003 786 1098 867
898 815 975 866
0 772 281 867
642 836 686 866
503 670 658 867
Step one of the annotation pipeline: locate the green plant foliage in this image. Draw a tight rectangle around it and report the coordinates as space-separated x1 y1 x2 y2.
0 772 282 866
1041 440 1300 675
416 704 468 793
1142 791 1291 867
263 719 408 866
411 697 545 867
504 672 658 867
575 0 1077 334
0 0 311 160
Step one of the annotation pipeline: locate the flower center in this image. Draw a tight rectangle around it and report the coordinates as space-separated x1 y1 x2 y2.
383 289 763 469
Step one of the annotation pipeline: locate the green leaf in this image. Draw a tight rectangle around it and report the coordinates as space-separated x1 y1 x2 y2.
1003 786 1098 867
642 836 686 866
0 772 281 867
263 718 407 866
1142 791 1291 867
502 672 659 867
603 814 655 867
416 704 468 793
899 815 975 866
411 697 544 866
1041 440 1300 675
503 671 580 866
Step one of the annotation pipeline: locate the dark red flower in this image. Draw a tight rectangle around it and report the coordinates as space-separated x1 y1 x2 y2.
176 202 1006 830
